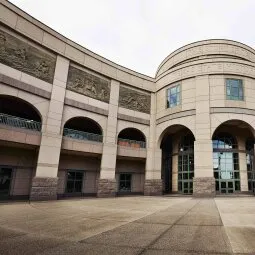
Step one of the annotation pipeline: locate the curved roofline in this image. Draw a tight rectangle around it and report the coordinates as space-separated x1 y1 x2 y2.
4 0 154 80
156 38 255 77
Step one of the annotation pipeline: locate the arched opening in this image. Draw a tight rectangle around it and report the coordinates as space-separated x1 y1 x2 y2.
118 128 146 148
160 125 195 194
212 120 254 194
0 95 42 131
0 95 42 200
63 117 103 142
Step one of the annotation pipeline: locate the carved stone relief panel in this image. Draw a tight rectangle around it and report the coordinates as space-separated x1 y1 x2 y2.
67 65 110 103
119 85 151 114
0 29 56 83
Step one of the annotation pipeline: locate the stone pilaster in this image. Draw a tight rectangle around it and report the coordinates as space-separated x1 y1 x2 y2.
193 177 215 197
144 179 163 196
194 76 215 197
97 80 119 197
97 179 116 198
30 56 69 201
145 93 163 195
30 177 58 201
238 138 248 192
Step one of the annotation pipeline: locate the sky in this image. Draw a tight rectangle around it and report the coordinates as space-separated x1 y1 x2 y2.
9 0 255 77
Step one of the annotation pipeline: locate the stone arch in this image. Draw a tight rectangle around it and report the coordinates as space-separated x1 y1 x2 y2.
157 122 196 149
118 127 146 143
211 114 255 139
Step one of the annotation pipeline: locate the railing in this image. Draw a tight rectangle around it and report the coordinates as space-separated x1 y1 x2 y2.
0 113 41 131
118 138 146 148
63 128 103 142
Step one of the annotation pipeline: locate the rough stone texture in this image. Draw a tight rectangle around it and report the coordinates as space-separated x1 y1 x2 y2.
30 177 58 201
67 65 110 103
97 179 116 198
119 85 151 114
0 29 56 83
144 179 163 196
193 177 216 197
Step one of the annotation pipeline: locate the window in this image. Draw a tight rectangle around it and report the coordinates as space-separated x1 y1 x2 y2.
66 170 84 193
226 79 244 101
119 173 132 192
167 85 180 108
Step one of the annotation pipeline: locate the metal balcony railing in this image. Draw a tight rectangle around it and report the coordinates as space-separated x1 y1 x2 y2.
63 128 103 142
0 113 41 131
118 138 146 148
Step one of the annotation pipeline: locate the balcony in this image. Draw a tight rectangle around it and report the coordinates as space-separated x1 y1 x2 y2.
117 138 146 148
0 113 41 131
117 138 146 158
63 128 103 143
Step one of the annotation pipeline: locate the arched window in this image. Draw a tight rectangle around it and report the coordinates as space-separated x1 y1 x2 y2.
213 133 237 149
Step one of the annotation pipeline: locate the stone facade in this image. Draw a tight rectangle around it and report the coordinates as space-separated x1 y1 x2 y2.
193 177 216 197
30 177 58 201
97 179 117 198
0 0 255 201
144 179 163 196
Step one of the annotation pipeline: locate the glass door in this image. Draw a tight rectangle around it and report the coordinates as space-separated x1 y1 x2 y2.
66 170 84 194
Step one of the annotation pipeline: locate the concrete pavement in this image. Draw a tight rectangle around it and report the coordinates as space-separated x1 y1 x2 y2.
0 196 255 254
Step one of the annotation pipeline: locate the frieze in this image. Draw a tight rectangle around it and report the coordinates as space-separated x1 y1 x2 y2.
119 86 151 114
67 65 110 103
0 29 56 83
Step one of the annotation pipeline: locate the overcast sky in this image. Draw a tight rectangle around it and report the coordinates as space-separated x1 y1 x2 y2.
9 0 255 77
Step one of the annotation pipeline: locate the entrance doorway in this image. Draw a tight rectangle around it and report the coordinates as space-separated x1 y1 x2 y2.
0 167 12 198
160 125 195 194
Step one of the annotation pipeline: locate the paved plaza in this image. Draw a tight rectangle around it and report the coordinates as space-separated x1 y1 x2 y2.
0 196 255 254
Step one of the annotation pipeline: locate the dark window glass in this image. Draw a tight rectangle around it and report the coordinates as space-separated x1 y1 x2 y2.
66 170 84 193
0 168 12 196
119 173 132 192
226 79 244 101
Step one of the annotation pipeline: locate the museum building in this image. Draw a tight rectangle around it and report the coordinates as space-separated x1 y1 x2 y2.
0 0 255 200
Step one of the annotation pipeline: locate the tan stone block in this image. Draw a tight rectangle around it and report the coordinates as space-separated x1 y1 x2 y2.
51 86 66 102
65 44 85 64
16 16 43 42
20 72 52 92
43 32 66 54
0 5 18 28
35 165 58 177
84 55 102 72
0 63 22 80
37 145 61 165
54 56 69 83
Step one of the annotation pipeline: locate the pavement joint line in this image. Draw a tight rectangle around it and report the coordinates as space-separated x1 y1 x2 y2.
214 198 235 255
77 199 193 243
137 199 202 255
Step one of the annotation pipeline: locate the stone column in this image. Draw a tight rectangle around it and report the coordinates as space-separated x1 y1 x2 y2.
97 80 119 197
238 137 248 192
144 93 163 195
172 140 179 193
193 75 215 197
30 56 69 201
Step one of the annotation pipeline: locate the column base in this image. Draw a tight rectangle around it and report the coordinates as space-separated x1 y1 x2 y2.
144 179 163 196
193 177 216 197
30 177 58 201
97 179 116 198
